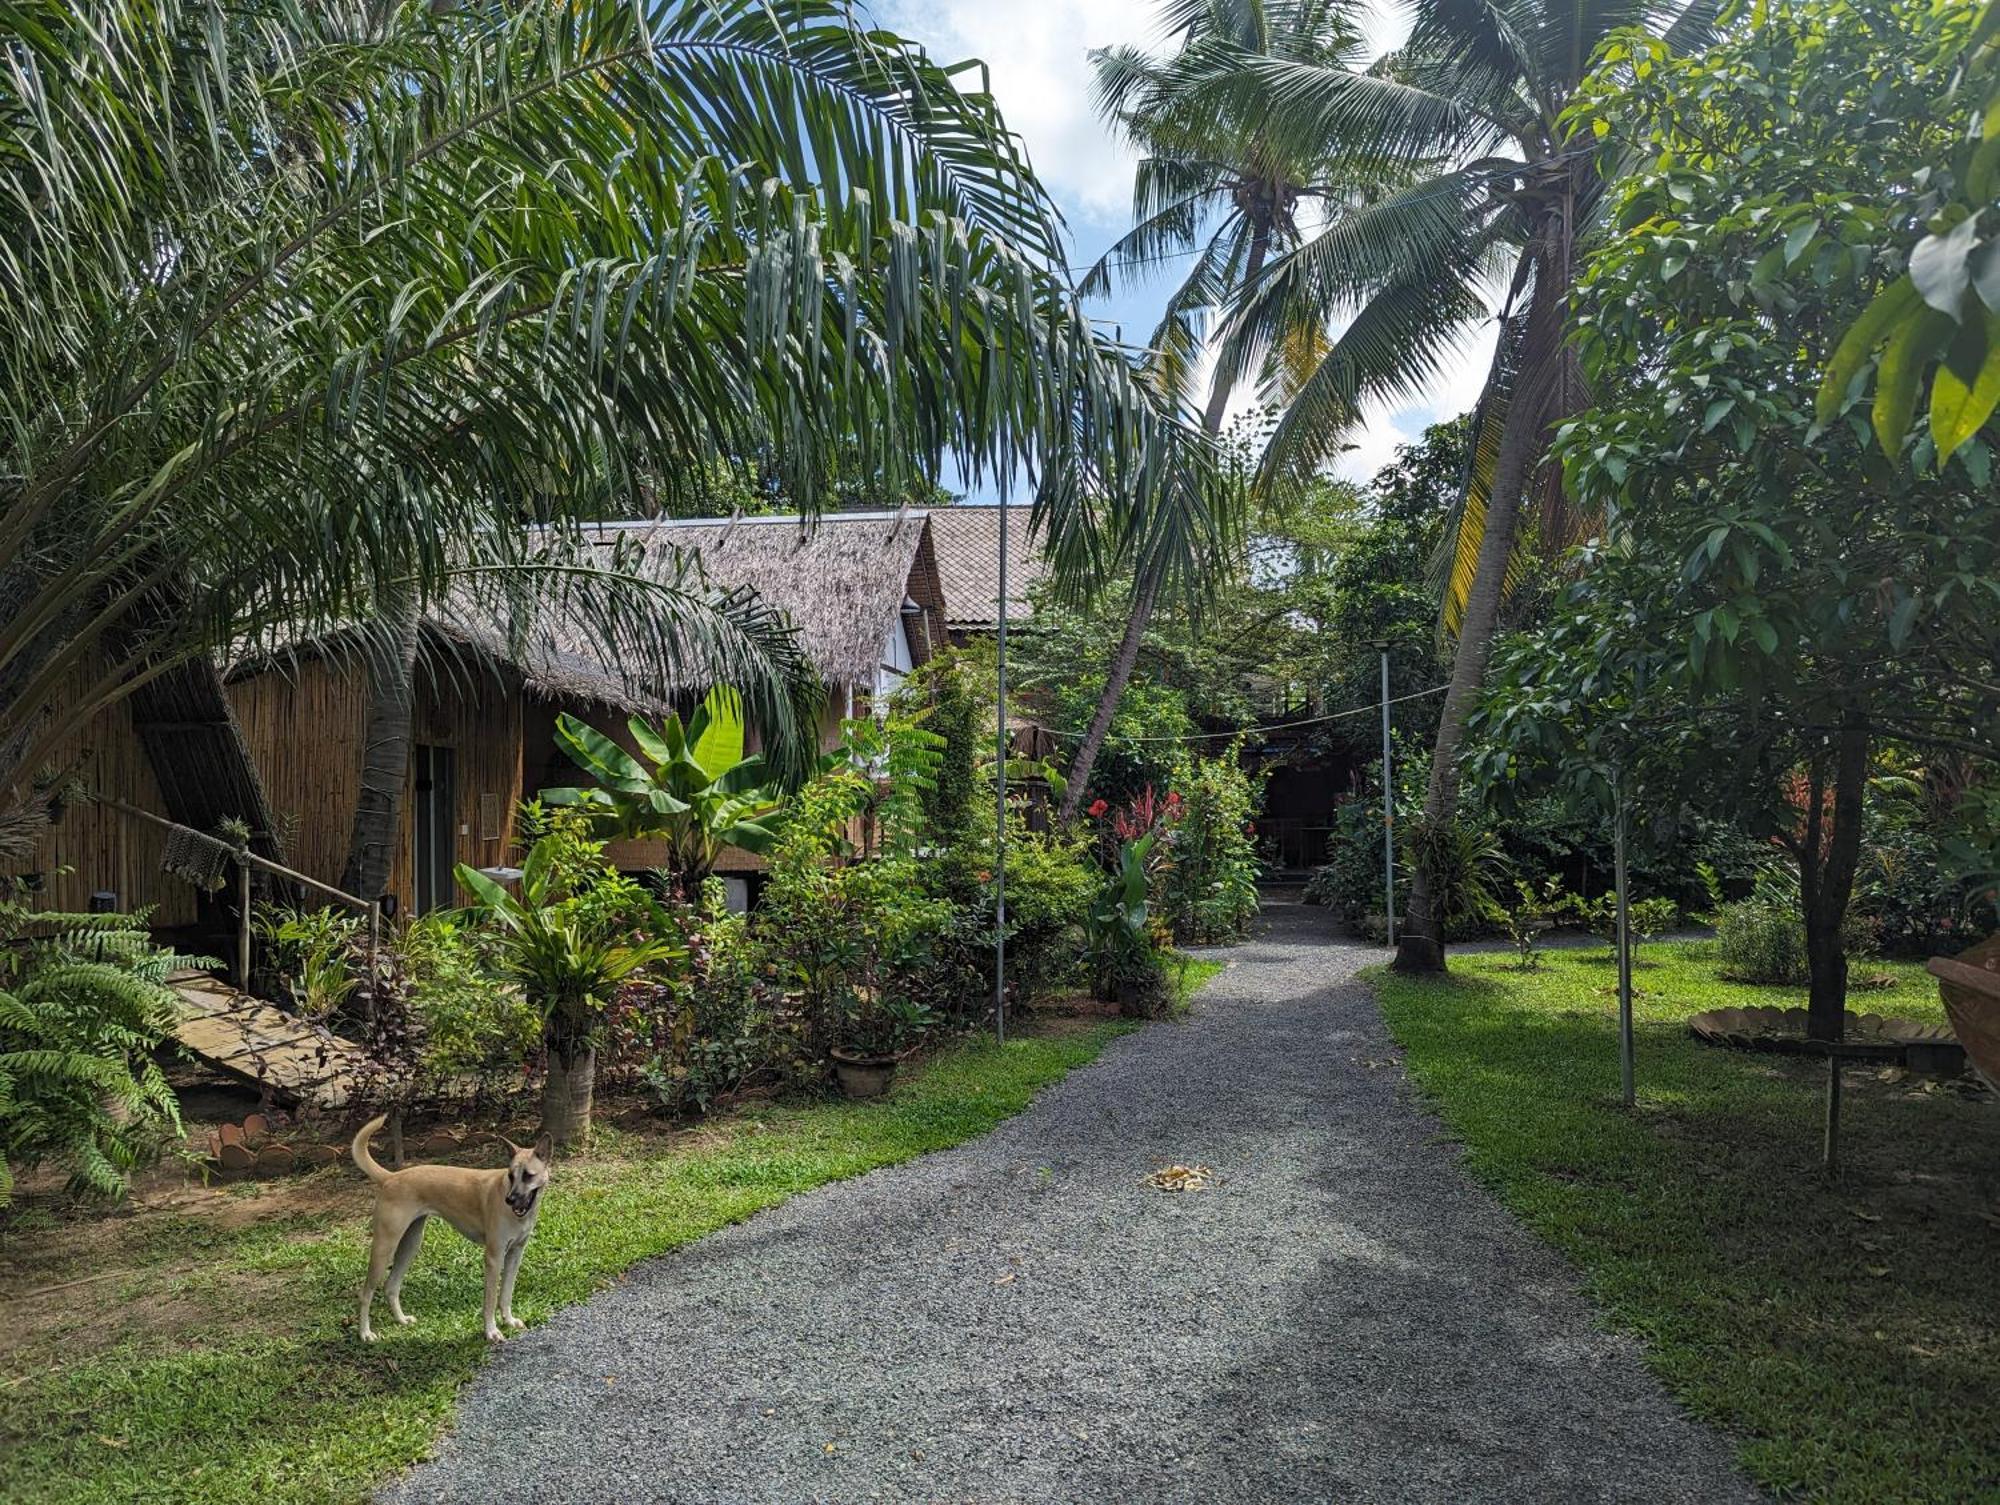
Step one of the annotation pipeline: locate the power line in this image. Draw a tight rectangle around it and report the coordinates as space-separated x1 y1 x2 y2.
1033 682 1447 744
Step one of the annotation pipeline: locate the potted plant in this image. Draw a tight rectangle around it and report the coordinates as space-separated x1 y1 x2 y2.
830 989 935 1099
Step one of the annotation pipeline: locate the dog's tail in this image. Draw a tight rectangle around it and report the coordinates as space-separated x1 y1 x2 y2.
351 1114 393 1184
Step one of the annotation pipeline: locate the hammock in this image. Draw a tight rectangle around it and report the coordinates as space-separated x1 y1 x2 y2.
1926 930 2000 1089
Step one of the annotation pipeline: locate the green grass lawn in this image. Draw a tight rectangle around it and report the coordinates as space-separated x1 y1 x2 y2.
0 1018 1137 1505
1373 940 2000 1503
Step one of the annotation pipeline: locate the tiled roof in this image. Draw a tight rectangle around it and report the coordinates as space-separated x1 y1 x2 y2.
924 504 1048 629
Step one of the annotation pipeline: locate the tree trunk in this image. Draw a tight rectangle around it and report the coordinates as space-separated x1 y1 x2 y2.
1057 228 1268 825
1392 248 1568 975
1056 571 1160 825
540 1039 596 1149
339 592 422 900
1800 706 1870 1042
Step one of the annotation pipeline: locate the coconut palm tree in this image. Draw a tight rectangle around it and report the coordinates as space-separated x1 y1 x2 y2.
0 0 1226 865
1059 0 1373 823
1194 0 1716 970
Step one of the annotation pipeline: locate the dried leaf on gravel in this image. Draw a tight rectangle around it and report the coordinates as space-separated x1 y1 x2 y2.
1146 1164 1213 1193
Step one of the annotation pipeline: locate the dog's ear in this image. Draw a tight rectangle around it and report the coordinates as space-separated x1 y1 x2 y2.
532 1131 554 1166
497 1134 522 1156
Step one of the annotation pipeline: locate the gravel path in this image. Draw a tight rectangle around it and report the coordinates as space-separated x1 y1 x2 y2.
386 903 1753 1505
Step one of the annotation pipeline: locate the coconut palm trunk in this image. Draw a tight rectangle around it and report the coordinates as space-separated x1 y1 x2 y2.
541 1037 596 1148
1392 244 1568 974
1058 234 1266 826
339 589 423 902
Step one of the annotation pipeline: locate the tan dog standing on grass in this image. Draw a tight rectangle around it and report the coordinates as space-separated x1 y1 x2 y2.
351 1114 551 1343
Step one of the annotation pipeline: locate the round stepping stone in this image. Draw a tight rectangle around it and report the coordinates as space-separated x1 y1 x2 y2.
218 1141 255 1172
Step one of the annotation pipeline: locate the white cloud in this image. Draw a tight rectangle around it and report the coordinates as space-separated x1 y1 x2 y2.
877 0 1161 218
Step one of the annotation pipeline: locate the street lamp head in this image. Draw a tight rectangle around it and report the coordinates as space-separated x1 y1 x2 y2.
1364 637 1391 652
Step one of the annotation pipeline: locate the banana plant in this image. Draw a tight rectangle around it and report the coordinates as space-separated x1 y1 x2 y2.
543 689 784 890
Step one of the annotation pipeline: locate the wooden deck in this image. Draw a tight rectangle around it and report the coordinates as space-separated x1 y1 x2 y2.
167 970 369 1109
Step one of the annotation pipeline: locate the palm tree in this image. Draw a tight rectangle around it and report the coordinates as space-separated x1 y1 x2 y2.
1060 0 1370 823
1195 0 1715 970
0 0 1227 865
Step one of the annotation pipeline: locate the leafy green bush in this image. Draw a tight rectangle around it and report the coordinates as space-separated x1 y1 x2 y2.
1856 794 1983 958
0 901 196 1201
1716 866 1875 984
1159 746 1263 944
756 749 958 1068
396 912 540 1081
254 903 362 1019
1084 835 1170 1014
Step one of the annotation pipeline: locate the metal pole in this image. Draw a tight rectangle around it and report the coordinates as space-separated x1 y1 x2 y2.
1378 645 1395 947
1613 772 1635 1108
994 503 1009 1047
1823 1050 1842 1172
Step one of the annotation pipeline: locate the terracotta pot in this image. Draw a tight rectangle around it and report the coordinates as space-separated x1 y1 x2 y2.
830 1046 898 1100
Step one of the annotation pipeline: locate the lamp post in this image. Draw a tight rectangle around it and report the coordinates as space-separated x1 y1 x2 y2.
1366 638 1395 947
993 502 1009 1047
1613 767 1634 1108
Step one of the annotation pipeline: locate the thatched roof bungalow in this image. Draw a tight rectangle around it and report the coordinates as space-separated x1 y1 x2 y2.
11 511 951 929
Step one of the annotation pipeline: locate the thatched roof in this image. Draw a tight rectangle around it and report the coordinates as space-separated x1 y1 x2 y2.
925 504 1047 632
227 512 948 716
429 511 947 712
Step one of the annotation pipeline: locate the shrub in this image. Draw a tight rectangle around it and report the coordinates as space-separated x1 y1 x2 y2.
396 911 540 1082
1715 898 1810 984
1857 808 1982 958
1084 835 1170 1015
1503 878 1570 969
756 754 958 1069
1716 865 1876 984
254 903 362 1019
0 900 196 1201
1158 747 1263 945
609 886 768 1116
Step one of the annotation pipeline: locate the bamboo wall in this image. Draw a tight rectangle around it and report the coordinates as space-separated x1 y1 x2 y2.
14 665 200 926
229 653 526 913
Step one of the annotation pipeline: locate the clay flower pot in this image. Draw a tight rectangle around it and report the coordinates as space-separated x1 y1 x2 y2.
829 1046 898 1099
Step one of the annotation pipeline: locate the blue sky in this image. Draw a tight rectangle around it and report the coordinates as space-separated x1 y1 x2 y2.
876 0 1500 496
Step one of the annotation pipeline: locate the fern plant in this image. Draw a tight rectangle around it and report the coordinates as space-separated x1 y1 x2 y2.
0 899 195 1202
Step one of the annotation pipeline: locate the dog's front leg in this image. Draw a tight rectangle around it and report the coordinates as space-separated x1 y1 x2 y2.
481 1244 506 1341
499 1240 527 1330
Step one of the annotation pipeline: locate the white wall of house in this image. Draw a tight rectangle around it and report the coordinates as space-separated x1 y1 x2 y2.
873 611 915 710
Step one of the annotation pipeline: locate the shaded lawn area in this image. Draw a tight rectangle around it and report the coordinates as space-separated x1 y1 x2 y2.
1373 941 2000 1504
0 1017 1139 1505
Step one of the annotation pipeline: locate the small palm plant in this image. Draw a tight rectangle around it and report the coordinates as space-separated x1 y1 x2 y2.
455 838 680 1147
544 689 784 895
0 899 196 1201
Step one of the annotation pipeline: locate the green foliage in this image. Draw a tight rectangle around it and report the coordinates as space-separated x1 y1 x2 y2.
453 835 681 1060
0 902 194 1201
1158 746 1263 945
755 750 959 1066
543 690 785 889
253 904 361 1019
395 913 541 1082
1503 878 1568 970
1715 867 1876 984
890 650 984 848
1084 835 1168 1013
1812 0 2000 462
